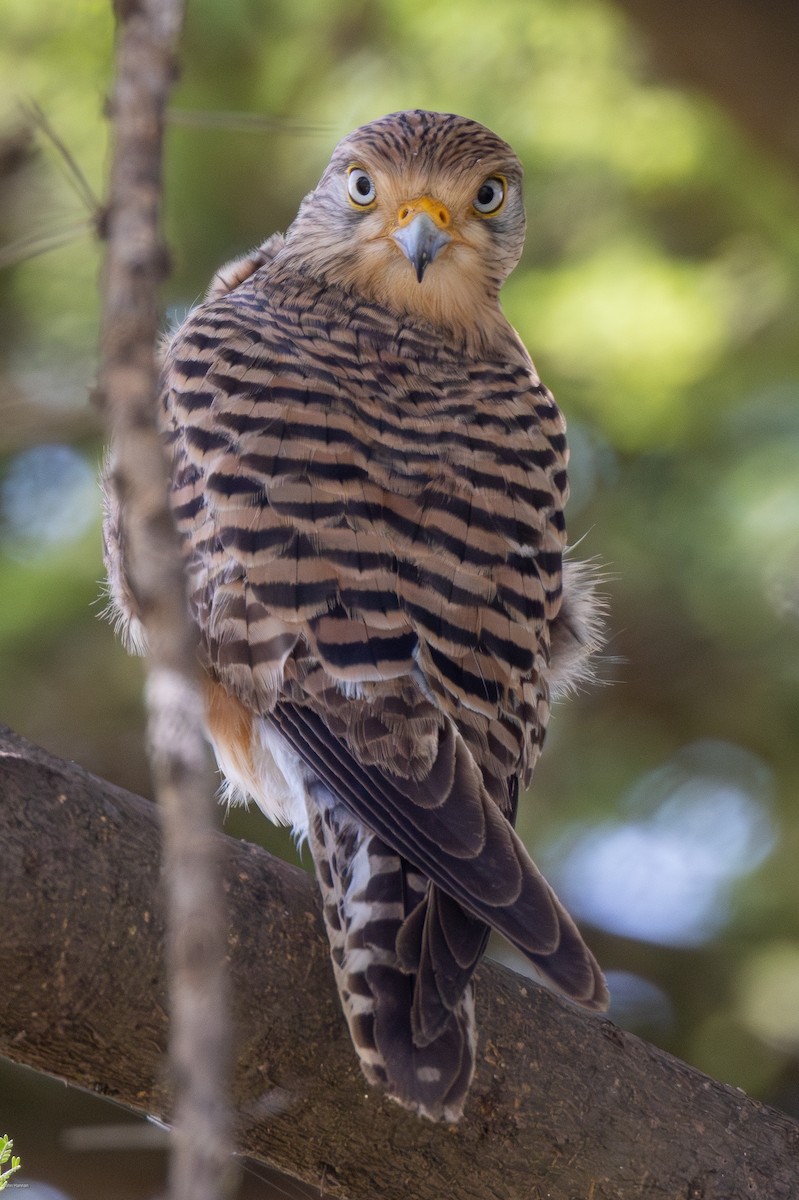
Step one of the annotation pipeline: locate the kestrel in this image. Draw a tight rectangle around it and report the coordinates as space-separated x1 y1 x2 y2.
104 109 607 1122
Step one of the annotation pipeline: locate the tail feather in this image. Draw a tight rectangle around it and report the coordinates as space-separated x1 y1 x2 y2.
366 962 475 1121
306 786 477 1121
409 888 489 1045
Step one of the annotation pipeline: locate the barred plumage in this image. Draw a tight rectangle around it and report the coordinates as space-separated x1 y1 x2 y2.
103 109 607 1122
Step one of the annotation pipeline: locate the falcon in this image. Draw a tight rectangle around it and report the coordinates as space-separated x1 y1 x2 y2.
104 109 607 1122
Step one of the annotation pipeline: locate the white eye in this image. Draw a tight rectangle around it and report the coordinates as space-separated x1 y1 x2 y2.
473 176 505 215
347 167 377 207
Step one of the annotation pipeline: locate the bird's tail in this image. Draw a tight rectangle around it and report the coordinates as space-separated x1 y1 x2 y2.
306 786 479 1122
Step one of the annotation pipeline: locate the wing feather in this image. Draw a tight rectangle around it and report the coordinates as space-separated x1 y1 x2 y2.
272 697 607 1009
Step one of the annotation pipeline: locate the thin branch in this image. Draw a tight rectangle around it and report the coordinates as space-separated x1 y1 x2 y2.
95 3 233 1199
166 109 332 135
18 99 102 217
0 218 94 270
2 726 799 1200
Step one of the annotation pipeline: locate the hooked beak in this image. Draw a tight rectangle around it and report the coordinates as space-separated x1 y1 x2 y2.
392 211 452 283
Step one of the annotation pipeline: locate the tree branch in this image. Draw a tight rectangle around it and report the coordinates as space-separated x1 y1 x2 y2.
96 1 233 1197
2 725 798 1200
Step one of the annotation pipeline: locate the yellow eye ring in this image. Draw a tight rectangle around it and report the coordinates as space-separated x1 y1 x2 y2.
473 175 506 217
347 166 377 209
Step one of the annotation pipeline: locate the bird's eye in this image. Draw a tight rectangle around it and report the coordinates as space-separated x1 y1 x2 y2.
347 167 377 208
473 176 506 216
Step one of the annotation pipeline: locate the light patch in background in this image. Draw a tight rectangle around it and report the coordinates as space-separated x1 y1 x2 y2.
0 444 98 562
14 1185 72 1200
562 419 617 517
7 361 93 415
508 239 729 451
737 942 799 1051
604 969 674 1035
546 740 776 947
718 389 799 625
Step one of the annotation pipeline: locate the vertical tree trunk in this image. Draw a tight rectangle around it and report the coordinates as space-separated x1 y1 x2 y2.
97 3 234 1196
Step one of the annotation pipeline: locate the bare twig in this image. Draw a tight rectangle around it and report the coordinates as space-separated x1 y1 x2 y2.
19 99 102 217
167 108 331 134
0 218 94 270
0 107 96 271
96 3 234 1199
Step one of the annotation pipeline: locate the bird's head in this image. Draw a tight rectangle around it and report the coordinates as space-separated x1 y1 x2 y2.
281 111 527 345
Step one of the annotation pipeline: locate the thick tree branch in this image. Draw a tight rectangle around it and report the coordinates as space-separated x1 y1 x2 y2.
96 2 232 1198
2 725 798 1200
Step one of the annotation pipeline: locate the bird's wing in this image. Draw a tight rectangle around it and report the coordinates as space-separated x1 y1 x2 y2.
273 691 606 1008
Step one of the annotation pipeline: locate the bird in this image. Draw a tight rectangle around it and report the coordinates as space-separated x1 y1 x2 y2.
103 109 608 1123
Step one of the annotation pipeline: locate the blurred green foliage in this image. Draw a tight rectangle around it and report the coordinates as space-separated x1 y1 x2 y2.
2 2 799 1181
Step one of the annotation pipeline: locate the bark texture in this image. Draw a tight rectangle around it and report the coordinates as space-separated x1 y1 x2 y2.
2 724 798 1200
97 2 233 1197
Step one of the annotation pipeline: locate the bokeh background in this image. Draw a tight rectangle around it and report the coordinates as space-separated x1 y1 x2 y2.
2 0 799 1196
